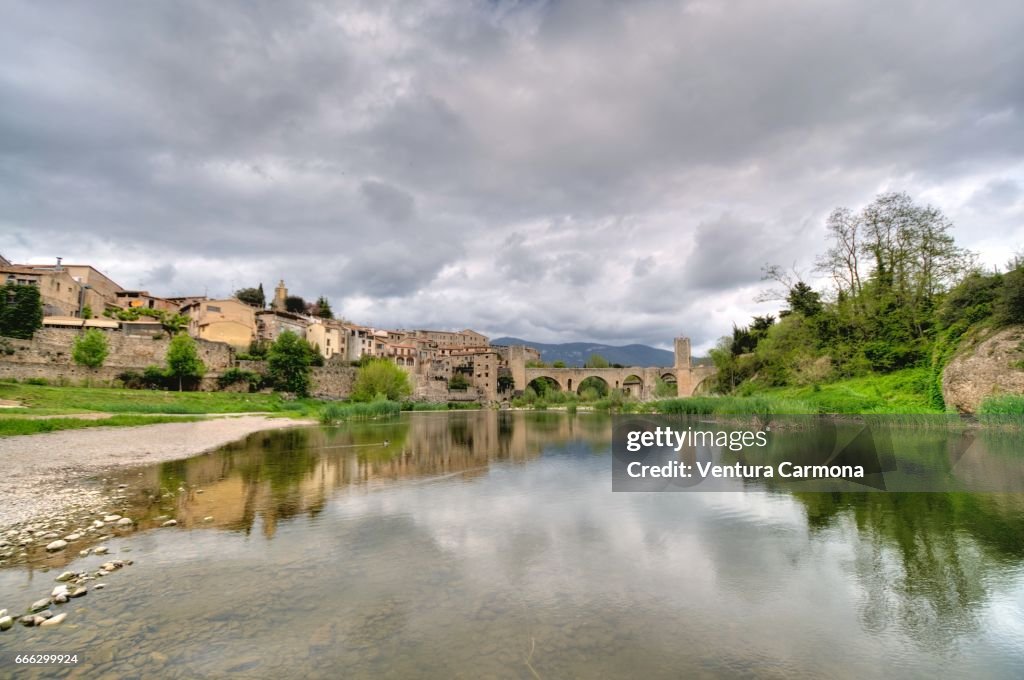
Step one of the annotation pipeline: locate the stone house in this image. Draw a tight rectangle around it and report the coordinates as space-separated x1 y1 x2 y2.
181 298 257 349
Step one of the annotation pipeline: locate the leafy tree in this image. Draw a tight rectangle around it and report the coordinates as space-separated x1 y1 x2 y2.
552 360 567 368
313 296 334 319
497 375 515 392
284 296 307 314
166 333 206 391
448 372 470 390
235 285 266 309
584 354 610 368
72 329 109 368
996 264 1024 325
0 283 43 339
785 282 822 317
81 305 93 320
267 330 314 396
352 358 412 402
578 376 609 399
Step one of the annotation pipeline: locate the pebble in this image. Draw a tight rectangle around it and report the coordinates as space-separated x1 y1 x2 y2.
65 533 81 541
94 545 109 555
161 519 178 527
116 518 134 527
0 615 12 631
103 515 121 522
29 598 51 613
56 571 76 582
69 587 87 598
51 585 69 598
203 516 214 522
45 539 68 552
93 520 105 528
95 583 106 590
79 549 91 557
40 612 67 627
53 594 68 604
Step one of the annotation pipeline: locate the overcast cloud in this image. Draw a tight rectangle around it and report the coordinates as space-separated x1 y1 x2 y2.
2 0 1023 351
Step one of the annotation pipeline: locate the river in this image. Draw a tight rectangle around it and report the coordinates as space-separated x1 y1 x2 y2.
1 411 1022 678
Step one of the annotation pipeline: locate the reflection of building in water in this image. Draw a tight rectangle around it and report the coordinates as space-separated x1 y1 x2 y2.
126 413 612 538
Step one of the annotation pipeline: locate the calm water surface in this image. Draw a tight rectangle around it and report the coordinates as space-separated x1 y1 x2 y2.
1 411 1023 679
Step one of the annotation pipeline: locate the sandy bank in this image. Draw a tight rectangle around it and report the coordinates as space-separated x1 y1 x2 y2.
0 416 315 530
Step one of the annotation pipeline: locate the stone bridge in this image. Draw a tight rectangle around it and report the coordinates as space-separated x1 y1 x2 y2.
508 337 716 400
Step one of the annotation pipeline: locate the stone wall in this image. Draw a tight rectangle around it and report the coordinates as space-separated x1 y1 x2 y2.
236 358 357 400
943 325 1024 413
0 329 232 390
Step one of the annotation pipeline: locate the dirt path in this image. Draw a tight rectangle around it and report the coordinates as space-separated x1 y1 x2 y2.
0 416 315 531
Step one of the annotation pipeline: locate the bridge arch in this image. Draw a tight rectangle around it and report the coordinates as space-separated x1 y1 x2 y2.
577 375 610 398
622 374 643 397
526 376 562 396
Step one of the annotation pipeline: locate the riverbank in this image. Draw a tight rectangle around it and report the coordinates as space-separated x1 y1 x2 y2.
0 415 315 536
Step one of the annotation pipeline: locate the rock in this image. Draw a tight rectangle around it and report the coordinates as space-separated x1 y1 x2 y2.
40 612 67 627
95 583 106 590
93 520 105 528
64 533 81 541
29 598 51 613
69 587 87 598
0 615 12 631
116 518 133 527
45 539 68 552
79 549 91 557
53 594 68 604
94 545 109 555
203 516 214 522
196 489 204 494
117 484 127 489
103 515 121 522
943 325 1024 413
51 585 69 598
161 519 178 527
56 571 75 582
20 615 37 627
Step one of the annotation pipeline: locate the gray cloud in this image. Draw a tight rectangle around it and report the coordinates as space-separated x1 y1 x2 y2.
2 0 1023 351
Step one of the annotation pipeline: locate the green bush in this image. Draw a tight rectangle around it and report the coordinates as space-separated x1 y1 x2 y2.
352 358 412 402
24 377 49 386
72 329 109 368
217 367 262 390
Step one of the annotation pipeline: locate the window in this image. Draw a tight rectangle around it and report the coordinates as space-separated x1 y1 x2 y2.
207 305 222 313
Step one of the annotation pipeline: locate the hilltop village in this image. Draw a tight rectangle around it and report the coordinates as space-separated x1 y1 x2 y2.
0 255 543 402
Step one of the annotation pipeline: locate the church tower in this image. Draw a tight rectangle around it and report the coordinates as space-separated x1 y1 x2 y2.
272 280 288 311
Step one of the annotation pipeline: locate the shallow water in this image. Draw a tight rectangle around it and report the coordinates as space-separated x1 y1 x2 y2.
1 411 1023 678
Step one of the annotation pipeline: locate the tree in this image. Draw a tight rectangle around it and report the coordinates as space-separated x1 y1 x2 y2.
654 378 677 398
267 330 314 396
448 372 470 391
284 296 307 314
552 360 567 368
81 305 93 320
313 296 333 319
235 285 266 309
72 329 109 368
0 283 43 339
584 354 610 368
352 358 412 402
166 333 206 391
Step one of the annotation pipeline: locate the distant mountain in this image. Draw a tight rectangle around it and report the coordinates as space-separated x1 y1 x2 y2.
491 337 675 368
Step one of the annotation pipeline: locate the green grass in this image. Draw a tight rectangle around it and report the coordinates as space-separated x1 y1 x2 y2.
320 400 402 423
0 414 206 437
0 382 321 417
755 367 941 414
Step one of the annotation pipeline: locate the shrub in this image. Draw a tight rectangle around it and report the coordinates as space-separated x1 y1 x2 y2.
217 367 262 390
352 358 412 402
166 333 206 391
72 329 109 368
24 377 49 386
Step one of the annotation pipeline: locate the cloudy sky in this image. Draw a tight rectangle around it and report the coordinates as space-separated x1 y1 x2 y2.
2 0 1023 351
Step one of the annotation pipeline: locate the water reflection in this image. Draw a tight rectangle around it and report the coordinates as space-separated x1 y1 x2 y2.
115 412 613 539
0 412 1021 679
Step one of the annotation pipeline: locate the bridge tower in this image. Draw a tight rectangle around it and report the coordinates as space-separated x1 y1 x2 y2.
673 337 691 369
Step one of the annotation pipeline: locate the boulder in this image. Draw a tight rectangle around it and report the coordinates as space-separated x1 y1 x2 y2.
943 325 1024 413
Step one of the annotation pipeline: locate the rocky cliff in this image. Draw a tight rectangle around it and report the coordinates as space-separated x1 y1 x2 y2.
942 325 1024 413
